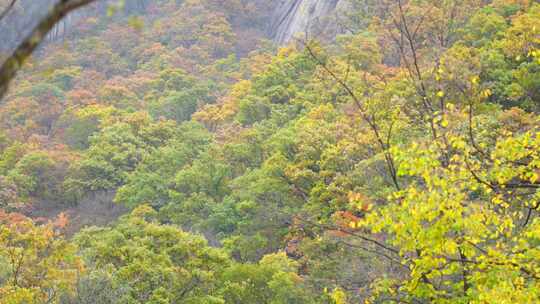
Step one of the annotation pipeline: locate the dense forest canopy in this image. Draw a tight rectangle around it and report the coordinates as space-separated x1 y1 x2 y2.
0 0 539 303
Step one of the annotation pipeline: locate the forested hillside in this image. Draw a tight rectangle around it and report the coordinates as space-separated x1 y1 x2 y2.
0 0 539 303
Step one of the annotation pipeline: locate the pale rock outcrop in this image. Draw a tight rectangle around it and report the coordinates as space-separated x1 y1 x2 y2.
269 0 349 44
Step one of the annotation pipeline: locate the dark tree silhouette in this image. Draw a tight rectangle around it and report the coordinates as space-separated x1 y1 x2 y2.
0 0 96 100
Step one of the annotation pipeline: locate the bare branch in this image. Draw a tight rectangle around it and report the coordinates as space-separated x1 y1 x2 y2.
301 41 401 190
0 0 17 21
0 0 97 100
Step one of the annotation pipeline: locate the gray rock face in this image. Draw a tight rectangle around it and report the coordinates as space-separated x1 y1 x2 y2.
269 0 347 44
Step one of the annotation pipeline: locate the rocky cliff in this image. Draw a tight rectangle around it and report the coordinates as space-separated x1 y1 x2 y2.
269 0 348 44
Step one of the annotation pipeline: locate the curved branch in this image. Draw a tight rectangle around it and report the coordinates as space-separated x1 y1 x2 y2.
0 0 96 100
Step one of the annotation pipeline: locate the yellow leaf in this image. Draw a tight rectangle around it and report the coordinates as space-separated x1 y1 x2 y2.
128 16 144 31
531 172 539 183
331 288 348 304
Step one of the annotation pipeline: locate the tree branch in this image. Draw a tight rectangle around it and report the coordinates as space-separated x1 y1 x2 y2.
0 0 17 21
0 0 97 100
302 41 401 190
